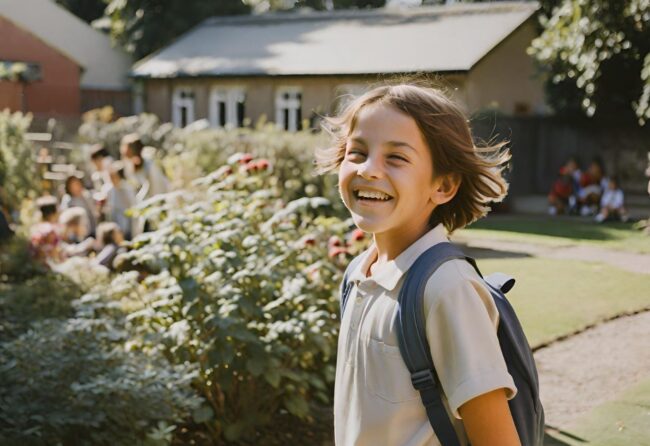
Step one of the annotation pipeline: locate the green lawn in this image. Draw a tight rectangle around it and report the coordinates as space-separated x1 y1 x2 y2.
476 257 650 349
461 215 650 254
545 377 650 446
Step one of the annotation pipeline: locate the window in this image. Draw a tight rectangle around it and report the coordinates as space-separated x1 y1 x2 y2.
172 87 195 128
210 88 246 128
275 87 302 132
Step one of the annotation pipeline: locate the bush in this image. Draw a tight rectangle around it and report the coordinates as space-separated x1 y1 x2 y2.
0 237 81 341
0 316 202 446
106 154 365 443
0 110 41 212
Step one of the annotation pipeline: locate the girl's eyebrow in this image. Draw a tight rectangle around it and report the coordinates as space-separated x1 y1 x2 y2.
349 137 416 152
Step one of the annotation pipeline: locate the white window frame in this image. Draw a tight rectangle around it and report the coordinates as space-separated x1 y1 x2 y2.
172 86 195 128
209 87 246 128
275 87 302 132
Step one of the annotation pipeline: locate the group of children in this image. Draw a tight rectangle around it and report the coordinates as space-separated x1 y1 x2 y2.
29 133 169 270
547 156 628 223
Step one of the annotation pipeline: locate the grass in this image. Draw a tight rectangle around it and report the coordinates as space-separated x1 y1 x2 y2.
460 215 650 254
545 377 650 446
476 257 650 349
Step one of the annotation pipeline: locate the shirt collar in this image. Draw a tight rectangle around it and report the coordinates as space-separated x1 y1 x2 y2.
348 223 449 291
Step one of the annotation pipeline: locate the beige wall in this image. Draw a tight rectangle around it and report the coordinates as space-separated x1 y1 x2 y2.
465 19 546 116
141 26 547 128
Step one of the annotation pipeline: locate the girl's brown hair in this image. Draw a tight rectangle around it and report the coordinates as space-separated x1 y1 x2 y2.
316 83 510 233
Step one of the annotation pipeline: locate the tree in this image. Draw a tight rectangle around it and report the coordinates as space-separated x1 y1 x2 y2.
104 0 251 60
528 0 650 125
55 0 106 24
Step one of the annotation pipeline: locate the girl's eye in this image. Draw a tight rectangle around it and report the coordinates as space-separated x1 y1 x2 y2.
346 149 365 158
389 154 408 162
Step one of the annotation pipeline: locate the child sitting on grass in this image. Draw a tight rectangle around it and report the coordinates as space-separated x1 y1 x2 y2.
595 176 628 223
317 84 521 446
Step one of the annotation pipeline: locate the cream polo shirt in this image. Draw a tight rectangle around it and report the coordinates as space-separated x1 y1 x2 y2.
334 224 517 446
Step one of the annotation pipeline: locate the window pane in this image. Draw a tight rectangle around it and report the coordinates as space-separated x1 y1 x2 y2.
283 108 289 131
237 102 245 127
297 107 302 131
181 106 187 127
219 102 226 127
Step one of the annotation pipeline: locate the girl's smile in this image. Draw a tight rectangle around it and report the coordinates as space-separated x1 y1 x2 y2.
338 103 443 259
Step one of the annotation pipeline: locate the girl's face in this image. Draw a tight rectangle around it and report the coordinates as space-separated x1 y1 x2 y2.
338 103 439 238
69 179 83 196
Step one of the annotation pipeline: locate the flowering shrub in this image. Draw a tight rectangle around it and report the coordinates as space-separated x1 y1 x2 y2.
0 110 41 212
100 153 365 442
77 114 345 217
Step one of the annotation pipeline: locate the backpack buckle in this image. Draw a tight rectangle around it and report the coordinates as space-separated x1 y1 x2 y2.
411 369 437 391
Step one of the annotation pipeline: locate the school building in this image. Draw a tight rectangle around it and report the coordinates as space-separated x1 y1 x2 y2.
131 1 547 131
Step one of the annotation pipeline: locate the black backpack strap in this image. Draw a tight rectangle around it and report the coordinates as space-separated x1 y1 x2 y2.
340 254 365 316
396 242 473 446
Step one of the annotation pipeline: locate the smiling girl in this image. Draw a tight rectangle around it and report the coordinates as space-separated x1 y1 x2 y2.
316 84 520 446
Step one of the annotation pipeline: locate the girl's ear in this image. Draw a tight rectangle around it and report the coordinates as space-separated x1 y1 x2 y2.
430 173 461 205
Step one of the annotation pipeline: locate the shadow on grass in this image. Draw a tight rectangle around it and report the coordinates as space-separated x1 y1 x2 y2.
544 425 589 445
457 244 532 260
468 215 635 242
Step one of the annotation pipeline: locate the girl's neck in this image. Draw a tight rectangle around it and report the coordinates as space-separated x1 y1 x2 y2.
371 218 432 264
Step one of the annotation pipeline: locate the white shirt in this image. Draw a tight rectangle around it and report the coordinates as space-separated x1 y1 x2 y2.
600 188 624 210
334 224 516 446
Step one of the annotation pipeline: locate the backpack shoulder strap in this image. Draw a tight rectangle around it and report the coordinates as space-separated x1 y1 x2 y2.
340 254 365 316
396 242 473 446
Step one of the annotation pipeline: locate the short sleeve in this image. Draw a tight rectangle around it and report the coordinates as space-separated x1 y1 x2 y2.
424 260 517 419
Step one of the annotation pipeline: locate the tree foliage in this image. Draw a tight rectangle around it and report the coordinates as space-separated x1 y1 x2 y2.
529 0 650 124
55 0 106 24
103 0 251 59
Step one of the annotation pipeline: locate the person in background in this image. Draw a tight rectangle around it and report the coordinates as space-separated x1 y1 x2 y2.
595 176 628 223
88 143 113 192
104 161 137 240
95 221 126 270
548 163 575 215
58 207 95 257
61 174 98 237
120 133 170 201
29 196 63 264
578 158 608 216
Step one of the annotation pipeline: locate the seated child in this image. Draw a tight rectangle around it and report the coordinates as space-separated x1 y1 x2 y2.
59 207 95 257
61 174 98 237
95 221 125 270
548 157 581 215
578 158 607 216
30 195 63 264
595 176 627 223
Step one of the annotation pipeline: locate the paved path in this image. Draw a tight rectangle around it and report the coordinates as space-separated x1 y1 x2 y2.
454 233 650 432
453 236 650 275
534 310 650 428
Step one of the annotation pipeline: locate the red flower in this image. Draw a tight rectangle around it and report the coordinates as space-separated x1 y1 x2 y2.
302 235 316 246
238 153 254 164
328 247 349 258
328 236 342 248
256 159 270 170
243 160 258 172
349 228 365 242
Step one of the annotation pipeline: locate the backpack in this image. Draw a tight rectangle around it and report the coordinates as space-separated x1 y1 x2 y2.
340 242 545 446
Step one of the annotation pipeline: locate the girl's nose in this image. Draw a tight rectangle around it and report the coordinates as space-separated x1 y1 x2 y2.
357 155 383 180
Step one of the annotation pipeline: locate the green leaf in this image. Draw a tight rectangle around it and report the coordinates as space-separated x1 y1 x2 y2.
283 395 309 418
223 421 245 441
245 356 266 376
192 404 214 424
